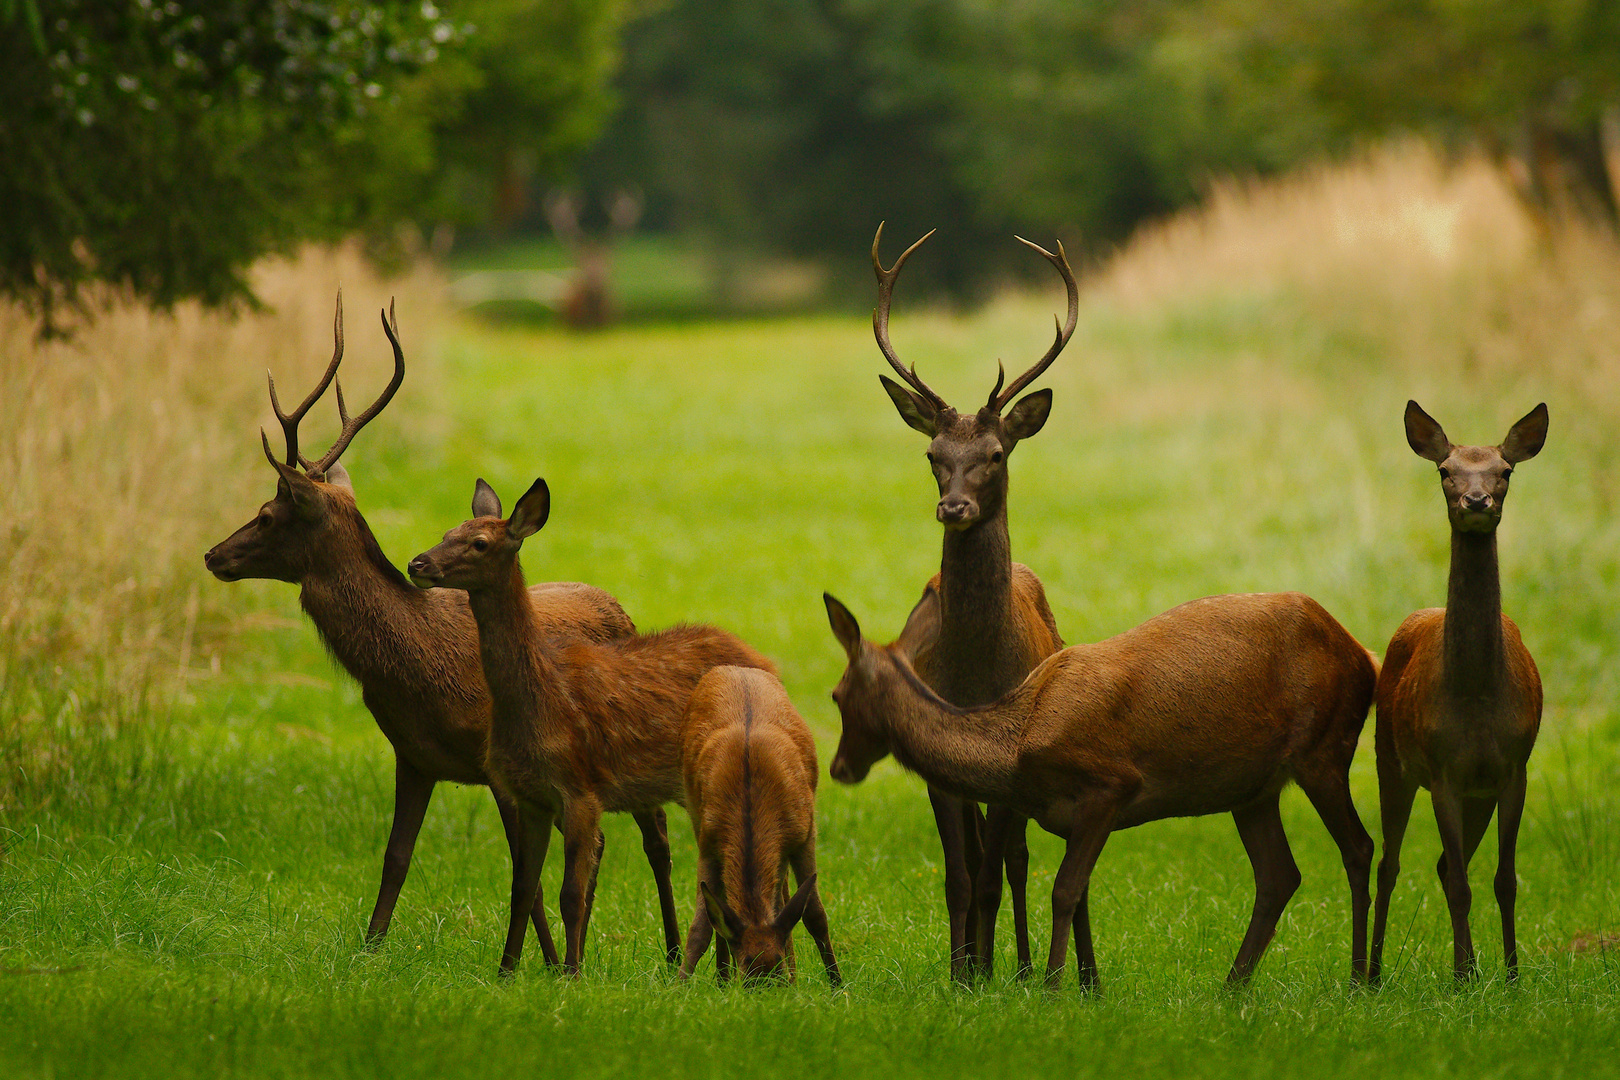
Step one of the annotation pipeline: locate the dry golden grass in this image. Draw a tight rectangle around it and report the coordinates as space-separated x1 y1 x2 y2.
1092 141 1620 408
0 245 447 742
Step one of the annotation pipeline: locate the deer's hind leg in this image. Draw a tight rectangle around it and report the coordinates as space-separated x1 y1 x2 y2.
558 796 605 975
1296 767 1375 982
633 808 681 965
1228 793 1301 985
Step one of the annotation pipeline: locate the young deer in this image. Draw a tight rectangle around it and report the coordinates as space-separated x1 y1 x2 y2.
825 588 1378 988
205 295 685 963
407 478 777 976
678 665 840 985
1369 401 1548 983
870 224 1071 979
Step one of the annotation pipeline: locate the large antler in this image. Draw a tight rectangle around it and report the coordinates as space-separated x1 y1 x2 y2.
267 290 345 468
872 222 947 411
988 236 1078 412
303 300 405 480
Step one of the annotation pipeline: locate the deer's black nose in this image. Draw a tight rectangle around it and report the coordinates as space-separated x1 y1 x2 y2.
1461 493 1492 512
937 496 976 524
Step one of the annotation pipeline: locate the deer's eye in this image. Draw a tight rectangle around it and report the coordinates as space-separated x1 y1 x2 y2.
990 451 1003 464
257 512 272 528
472 537 489 552
1438 468 1450 481
1501 468 1512 480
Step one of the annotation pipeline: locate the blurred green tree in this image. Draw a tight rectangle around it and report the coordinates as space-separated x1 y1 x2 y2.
578 0 1318 301
0 0 627 331
1208 0 1620 228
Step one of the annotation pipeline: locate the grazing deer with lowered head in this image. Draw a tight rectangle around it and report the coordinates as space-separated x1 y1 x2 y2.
204 295 685 963
870 224 1070 979
1369 401 1547 983
407 478 777 975
825 587 1378 988
678 665 841 985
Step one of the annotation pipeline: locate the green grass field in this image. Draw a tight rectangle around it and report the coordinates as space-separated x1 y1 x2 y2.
5 183 1620 1075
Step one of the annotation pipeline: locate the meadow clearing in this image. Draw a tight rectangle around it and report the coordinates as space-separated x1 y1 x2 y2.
2 144 1619 1077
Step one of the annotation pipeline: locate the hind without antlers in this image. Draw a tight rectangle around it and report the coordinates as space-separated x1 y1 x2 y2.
827 587 1377 988
1370 401 1548 983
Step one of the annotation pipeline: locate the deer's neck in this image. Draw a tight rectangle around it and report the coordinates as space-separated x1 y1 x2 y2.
880 654 1023 802
934 506 1020 706
299 521 462 692
465 561 554 737
1441 530 1506 700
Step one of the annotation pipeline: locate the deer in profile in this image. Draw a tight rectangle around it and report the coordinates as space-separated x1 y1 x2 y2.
205 295 685 964
407 478 777 976
869 224 1070 979
677 665 840 986
1369 401 1547 983
825 586 1378 988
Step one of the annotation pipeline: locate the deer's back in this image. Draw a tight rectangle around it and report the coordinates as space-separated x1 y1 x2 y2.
683 667 817 892
1016 592 1375 827
537 626 777 812
325 578 632 788
1375 608 1542 790
526 581 636 642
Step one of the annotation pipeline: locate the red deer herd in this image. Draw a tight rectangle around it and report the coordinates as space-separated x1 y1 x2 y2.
207 228 1548 989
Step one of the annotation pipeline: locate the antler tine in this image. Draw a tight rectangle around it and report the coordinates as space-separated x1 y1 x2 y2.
872 222 947 410
993 236 1079 411
305 299 406 479
267 289 345 467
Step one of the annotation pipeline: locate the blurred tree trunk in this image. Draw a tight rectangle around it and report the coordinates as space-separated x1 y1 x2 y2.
1511 113 1620 233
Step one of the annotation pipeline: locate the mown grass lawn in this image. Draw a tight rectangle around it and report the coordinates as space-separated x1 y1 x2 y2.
3 275 1619 1078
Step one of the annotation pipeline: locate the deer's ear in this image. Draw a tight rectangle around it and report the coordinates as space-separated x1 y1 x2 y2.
1003 388 1052 443
773 875 817 937
701 881 745 944
323 461 353 493
472 477 502 519
824 594 863 661
881 375 939 437
1404 400 1452 463
896 585 941 660
508 478 550 540
1501 403 1548 464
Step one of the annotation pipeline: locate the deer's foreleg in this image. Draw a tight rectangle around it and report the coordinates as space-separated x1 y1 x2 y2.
1430 782 1479 980
498 803 553 976
927 786 976 982
680 854 724 981
366 756 435 947
1045 789 1121 990
1004 812 1033 978
975 806 1021 979
1495 767 1527 982
495 790 558 966
790 837 841 986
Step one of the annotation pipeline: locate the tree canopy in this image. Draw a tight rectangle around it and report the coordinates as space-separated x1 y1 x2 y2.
0 0 627 330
